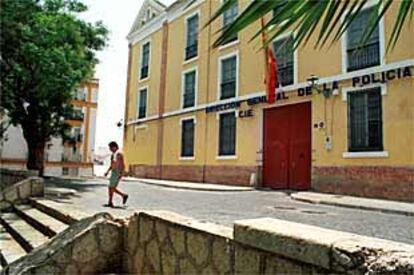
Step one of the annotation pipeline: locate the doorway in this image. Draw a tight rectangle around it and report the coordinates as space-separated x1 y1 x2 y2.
263 102 311 190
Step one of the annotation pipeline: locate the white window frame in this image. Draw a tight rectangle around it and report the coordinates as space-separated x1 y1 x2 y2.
179 116 197 160
341 83 388 158
341 0 385 73
272 31 298 88
181 66 198 109
217 50 239 101
137 86 149 119
139 38 151 81
216 110 237 159
184 10 200 63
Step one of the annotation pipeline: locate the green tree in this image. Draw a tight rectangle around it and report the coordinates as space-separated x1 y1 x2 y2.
0 0 107 175
208 0 413 50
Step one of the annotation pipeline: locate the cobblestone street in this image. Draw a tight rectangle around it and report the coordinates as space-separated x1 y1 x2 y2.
46 178 414 244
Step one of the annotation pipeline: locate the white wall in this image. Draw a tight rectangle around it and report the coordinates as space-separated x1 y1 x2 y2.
1 124 28 160
88 108 97 162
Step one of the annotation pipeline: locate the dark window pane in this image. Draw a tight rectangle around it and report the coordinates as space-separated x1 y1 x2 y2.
273 36 294 86
348 87 382 152
183 71 196 108
219 113 236 156
220 56 237 99
181 119 194 157
186 15 199 60
140 42 150 79
138 89 147 119
222 2 238 45
347 8 380 71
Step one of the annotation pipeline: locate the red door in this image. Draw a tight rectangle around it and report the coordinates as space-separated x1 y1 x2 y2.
263 102 311 190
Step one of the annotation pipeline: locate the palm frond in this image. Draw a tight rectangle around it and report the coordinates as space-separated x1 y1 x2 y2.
207 0 414 51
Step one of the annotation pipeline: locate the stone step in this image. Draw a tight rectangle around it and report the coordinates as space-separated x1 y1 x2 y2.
0 223 26 267
0 212 49 252
29 198 89 225
14 205 69 237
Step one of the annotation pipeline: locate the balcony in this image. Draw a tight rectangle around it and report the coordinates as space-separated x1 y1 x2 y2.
347 43 380 72
185 43 198 60
183 93 195 109
62 154 83 162
67 110 84 121
220 81 236 100
140 66 149 79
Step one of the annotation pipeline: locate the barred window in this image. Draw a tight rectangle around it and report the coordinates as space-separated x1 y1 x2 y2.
140 42 150 79
348 87 383 152
219 112 236 156
222 1 238 45
181 119 195 157
186 14 199 60
273 35 294 87
346 8 380 72
137 88 147 119
183 70 196 108
220 56 237 100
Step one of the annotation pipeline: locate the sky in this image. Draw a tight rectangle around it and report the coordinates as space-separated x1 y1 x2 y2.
80 0 175 151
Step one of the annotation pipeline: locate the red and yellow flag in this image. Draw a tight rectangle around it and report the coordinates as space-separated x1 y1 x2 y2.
261 18 278 104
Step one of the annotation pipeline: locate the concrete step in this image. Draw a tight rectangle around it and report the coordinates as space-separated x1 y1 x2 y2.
29 198 89 225
0 223 26 268
14 205 69 237
0 212 49 252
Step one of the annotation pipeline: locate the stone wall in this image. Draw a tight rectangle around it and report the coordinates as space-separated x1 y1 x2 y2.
129 164 259 186
5 213 124 275
4 210 414 274
124 211 414 274
0 177 44 210
0 168 38 191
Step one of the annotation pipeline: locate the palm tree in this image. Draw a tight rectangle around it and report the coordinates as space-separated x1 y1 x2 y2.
206 0 413 51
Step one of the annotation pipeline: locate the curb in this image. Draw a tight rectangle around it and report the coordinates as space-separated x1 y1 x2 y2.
290 193 414 216
132 179 253 192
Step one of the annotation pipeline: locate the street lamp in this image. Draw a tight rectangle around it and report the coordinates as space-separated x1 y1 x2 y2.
307 74 332 98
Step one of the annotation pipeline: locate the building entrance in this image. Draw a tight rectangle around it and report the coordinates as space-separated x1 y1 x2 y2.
263 102 311 190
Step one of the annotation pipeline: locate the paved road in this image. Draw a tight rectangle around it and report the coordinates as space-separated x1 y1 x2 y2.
45 178 414 244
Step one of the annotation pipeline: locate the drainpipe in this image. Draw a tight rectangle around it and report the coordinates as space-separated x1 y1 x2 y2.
202 0 213 183
156 21 169 179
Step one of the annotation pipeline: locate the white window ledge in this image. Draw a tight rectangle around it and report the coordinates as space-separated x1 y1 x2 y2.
342 151 389 158
179 156 195 161
216 155 238 160
183 56 198 65
219 40 239 51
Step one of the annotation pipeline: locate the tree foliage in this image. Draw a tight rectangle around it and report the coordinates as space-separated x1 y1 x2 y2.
207 0 413 51
0 0 108 172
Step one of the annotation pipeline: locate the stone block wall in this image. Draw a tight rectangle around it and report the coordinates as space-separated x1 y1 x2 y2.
5 213 124 275
4 210 414 274
0 168 38 191
124 211 414 274
0 177 44 210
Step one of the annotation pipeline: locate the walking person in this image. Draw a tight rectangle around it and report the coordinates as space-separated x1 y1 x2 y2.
104 141 129 207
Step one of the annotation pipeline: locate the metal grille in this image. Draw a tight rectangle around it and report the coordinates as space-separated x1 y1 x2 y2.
138 89 147 119
183 71 196 108
222 2 238 45
346 8 380 71
186 15 199 60
273 36 294 86
348 87 383 152
181 119 194 157
220 56 237 100
219 112 236 156
140 42 150 79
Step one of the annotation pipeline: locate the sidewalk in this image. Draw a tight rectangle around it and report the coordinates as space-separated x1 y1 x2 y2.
291 192 414 216
122 177 253 192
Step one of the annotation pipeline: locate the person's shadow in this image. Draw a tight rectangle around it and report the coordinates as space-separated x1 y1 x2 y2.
102 204 128 209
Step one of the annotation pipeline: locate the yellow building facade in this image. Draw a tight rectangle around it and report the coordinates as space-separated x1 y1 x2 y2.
124 0 413 201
